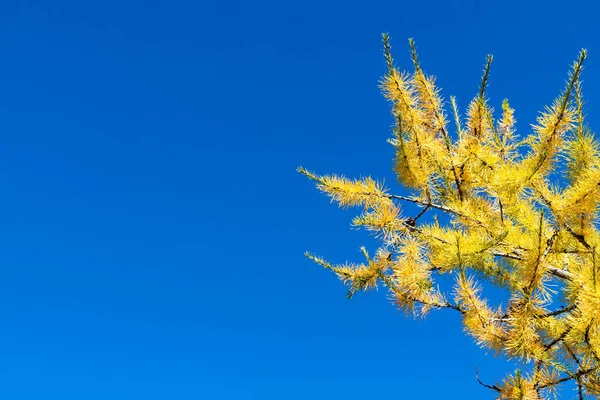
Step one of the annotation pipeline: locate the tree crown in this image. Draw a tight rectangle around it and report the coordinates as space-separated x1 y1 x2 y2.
300 35 600 399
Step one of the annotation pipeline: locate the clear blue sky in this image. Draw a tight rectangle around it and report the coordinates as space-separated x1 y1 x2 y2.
1 1 599 399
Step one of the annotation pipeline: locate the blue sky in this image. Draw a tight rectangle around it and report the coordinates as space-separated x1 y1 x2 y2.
1 1 599 399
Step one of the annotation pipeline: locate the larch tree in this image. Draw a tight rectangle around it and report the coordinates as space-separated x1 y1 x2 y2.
299 35 600 399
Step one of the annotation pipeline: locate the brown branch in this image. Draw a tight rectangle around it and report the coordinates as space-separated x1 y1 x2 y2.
542 227 561 260
379 274 464 314
547 266 573 280
387 193 461 215
492 251 521 260
475 367 500 392
388 193 486 229
537 367 596 389
537 227 573 281
565 344 586 400
533 325 574 389
565 344 582 367
538 305 576 319
585 323 600 363
406 203 430 227
543 325 573 351
565 224 593 251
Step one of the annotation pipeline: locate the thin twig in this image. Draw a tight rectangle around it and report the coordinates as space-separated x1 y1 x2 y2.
539 305 576 319
475 367 500 392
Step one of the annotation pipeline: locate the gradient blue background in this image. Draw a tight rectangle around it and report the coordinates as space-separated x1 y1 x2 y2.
1 1 599 398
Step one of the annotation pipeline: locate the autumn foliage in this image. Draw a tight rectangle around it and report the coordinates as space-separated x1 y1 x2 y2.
300 35 600 399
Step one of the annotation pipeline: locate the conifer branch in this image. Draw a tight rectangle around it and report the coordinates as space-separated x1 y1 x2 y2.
382 33 394 74
539 305 576 318
547 267 574 280
527 49 587 180
301 42 599 398
479 55 493 100
584 323 600 363
409 39 465 201
564 222 593 251
536 367 597 390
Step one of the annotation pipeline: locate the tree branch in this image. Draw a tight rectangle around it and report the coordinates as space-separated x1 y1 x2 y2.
475 367 501 392
539 305 576 319
536 367 596 390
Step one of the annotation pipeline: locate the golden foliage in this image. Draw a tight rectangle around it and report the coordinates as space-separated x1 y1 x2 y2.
300 35 599 398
